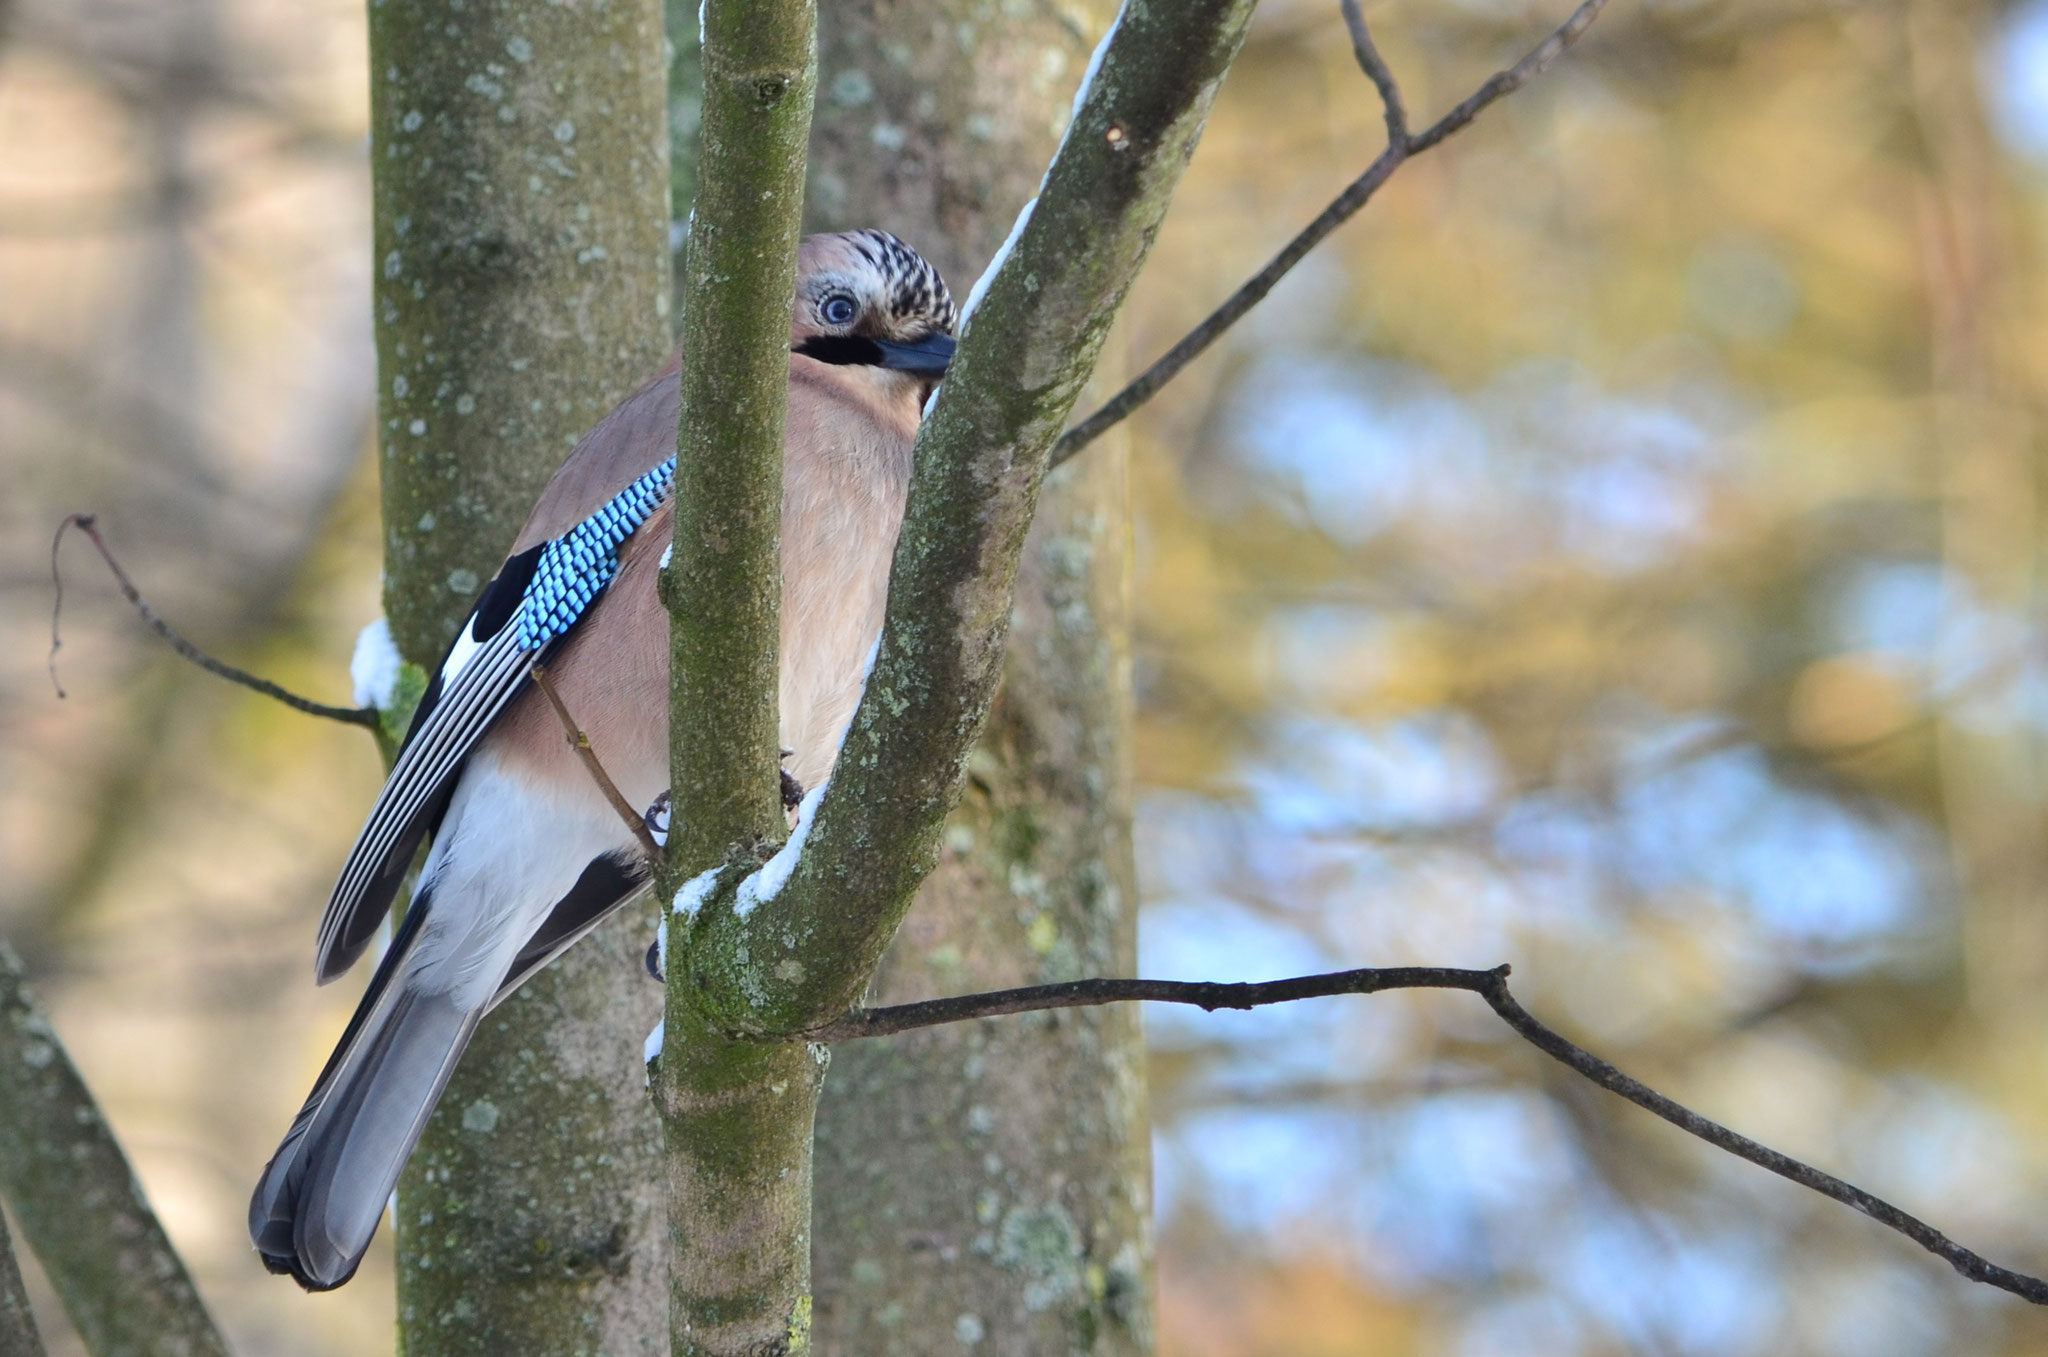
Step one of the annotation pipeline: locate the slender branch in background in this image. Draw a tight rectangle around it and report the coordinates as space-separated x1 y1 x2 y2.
812 961 2048 1308
48 513 379 728
0 936 231 1357
1340 0 1407 146
0 1208 48 1357
1050 0 1612 466
529 663 661 859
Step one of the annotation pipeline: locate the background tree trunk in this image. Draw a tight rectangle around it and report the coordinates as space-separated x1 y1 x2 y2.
803 7 1156 1352
0 1208 45 1357
368 0 674 1349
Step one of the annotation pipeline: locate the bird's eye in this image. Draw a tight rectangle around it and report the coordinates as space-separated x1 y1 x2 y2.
821 294 858 326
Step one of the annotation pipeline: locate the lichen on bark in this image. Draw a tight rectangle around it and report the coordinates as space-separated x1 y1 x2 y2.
0 937 228 1357
664 0 1253 1349
367 0 675 1348
802 4 1154 1351
656 1 820 1353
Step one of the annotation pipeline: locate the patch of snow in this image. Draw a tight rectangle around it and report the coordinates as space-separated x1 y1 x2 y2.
672 864 722 920
955 2 1126 340
959 197 1036 329
660 541 673 569
644 1019 664 1070
350 617 404 709
1069 4 1126 130
653 916 668 975
734 780 827 918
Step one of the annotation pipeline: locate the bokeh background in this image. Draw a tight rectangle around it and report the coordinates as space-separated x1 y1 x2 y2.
6 0 2048 1352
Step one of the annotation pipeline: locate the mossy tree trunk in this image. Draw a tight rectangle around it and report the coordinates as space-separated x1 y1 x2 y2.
802 7 1154 1353
0 1208 44 1357
366 0 675 1349
655 0 1252 1346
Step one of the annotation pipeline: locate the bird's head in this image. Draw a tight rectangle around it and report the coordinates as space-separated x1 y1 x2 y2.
792 230 957 403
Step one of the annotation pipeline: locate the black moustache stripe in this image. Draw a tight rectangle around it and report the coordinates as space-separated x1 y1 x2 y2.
795 335 887 366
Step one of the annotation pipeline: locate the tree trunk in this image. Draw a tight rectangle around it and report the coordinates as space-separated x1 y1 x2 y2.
0 937 227 1357
367 0 674 1348
0 1207 45 1357
804 6 1155 1352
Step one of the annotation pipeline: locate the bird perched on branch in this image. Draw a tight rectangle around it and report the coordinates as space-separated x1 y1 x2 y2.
251 230 957 1291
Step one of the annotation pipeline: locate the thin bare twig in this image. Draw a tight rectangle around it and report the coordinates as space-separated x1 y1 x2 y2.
811 962 2048 1307
1050 0 1611 466
1340 0 1406 146
529 662 662 859
48 513 379 728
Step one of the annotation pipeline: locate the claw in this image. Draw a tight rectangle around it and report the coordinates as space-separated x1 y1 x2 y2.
644 790 671 848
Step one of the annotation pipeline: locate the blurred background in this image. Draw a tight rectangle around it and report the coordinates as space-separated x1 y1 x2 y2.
6 0 2048 1352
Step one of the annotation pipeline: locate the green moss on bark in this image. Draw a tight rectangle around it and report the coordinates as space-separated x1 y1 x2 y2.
801 5 1153 1351
657 1 819 1353
368 0 674 1349
0 939 228 1357
661 0 816 879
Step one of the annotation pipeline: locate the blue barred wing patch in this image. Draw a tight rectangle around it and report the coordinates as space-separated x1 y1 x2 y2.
516 456 676 650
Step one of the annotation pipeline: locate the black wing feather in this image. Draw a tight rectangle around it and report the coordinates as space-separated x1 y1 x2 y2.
314 544 549 982
487 851 650 1012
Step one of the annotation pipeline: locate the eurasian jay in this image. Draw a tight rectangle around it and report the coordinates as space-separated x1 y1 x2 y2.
251 230 957 1291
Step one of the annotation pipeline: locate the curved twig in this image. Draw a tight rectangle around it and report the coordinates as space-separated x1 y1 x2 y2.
49 512 379 728
530 662 662 859
811 961 2048 1307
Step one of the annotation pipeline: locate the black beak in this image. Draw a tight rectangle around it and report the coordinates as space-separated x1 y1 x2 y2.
873 333 956 375
794 332 957 375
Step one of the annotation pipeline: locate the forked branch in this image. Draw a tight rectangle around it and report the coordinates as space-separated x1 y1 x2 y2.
1051 0 1612 465
0 936 231 1355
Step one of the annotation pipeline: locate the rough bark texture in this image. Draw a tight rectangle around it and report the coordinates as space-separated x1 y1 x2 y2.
665 0 703 324
662 0 814 879
657 3 819 1354
656 0 1254 1345
800 6 1155 1352
366 0 674 1349
0 1208 46 1357
690 0 1257 1034
0 938 228 1357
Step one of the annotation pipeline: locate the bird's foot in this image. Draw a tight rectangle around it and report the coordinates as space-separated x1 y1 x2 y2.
644 790 671 847
779 747 805 811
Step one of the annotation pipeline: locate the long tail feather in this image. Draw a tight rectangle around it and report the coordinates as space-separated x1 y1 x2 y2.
250 899 481 1292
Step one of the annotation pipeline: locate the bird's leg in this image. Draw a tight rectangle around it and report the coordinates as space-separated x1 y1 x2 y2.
637 769 799 984
643 791 671 983
780 747 805 812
